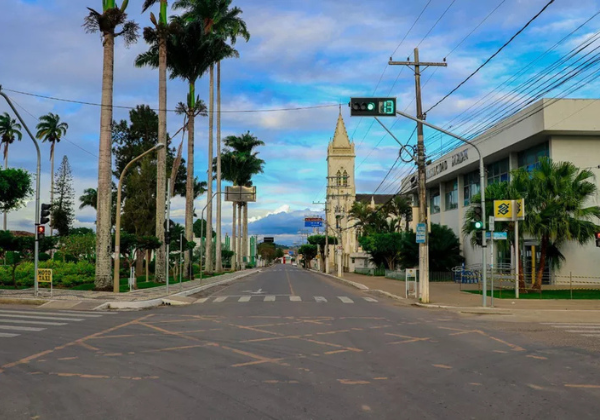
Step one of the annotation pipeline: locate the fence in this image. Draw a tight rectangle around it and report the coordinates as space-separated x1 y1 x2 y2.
354 266 386 276
383 270 454 282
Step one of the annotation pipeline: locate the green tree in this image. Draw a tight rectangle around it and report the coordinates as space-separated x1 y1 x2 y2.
36 113 69 213
70 227 95 236
358 232 403 270
51 155 75 236
307 235 338 267
0 112 23 230
299 244 317 268
257 242 275 263
84 0 139 290
275 248 284 259
397 225 463 271
59 233 96 262
193 219 215 238
137 235 162 281
385 195 412 232
0 168 32 213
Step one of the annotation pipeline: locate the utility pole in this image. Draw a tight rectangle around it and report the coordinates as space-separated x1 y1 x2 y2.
313 200 328 273
389 48 446 303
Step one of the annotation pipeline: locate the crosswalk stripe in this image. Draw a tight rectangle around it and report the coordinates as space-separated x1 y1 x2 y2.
0 314 84 322
0 325 46 332
195 298 209 303
314 296 327 303
0 319 67 326
338 297 354 304
59 310 117 315
549 325 600 328
566 330 600 333
213 296 228 303
0 332 20 338
542 323 600 326
290 296 302 302
581 334 600 337
0 310 99 318
264 295 276 302
363 297 378 302
239 296 251 302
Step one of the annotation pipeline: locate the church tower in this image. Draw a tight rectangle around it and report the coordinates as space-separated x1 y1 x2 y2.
326 108 356 272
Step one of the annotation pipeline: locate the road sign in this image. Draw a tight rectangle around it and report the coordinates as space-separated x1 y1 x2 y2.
264 237 274 243
37 268 53 297
488 216 495 232
304 217 323 228
493 232 508 240
349 97 396 117
494 199 525 221
416 223 426 243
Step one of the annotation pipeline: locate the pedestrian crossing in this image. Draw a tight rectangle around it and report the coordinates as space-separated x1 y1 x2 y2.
196 295 378 304
0 309 109 339
543 323 600 338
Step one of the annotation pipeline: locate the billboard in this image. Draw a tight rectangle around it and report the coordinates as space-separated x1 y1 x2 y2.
304 217 323 228
225 186 257 202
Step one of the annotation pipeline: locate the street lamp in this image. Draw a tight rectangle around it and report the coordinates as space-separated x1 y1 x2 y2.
113 143 165 293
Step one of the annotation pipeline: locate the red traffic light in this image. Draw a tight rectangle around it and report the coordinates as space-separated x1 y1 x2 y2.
596 232 600 240
37 225 45 235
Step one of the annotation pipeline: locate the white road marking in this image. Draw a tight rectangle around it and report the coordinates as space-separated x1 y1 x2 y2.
0 310 99 318
0 314 84 322
213 296 228 303
59 310 117 315
542 323 600 326
363 297 378 303
264 295 276 302
239 296 251 302
549 325 600 328
0 325 46 332
566 330 600 333
195 298 209 303
338 297 354 304
0 319 67 326
0 332 20 338
314 296 327 303
290 296 302 302
581 334 600 337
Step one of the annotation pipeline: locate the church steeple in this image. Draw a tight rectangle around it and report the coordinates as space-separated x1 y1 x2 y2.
330 108 352 150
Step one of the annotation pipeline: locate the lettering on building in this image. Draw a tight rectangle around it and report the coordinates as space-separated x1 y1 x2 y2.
426 160 448 178
452 149 468 167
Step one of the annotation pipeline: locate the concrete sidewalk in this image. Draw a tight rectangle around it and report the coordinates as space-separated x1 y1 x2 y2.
0 269 260 310
333 272 600 311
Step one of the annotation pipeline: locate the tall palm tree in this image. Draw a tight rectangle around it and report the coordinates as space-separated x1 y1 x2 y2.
84 0 138 290
140 0 170 283
36 112 69 234
0 112 23 230
385 195 412 232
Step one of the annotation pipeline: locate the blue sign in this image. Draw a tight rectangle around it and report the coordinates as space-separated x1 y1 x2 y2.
484 232 508 240
416 223 426 244
305 218 323 228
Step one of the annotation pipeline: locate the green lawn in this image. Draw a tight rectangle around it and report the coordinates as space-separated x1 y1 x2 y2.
466 289 600 300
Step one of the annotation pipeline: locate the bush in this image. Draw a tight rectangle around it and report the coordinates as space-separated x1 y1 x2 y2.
38 252 51 262
53 252 78 263
0 260 95 288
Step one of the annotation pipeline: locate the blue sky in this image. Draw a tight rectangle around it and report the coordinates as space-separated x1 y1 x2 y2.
2 0 600 244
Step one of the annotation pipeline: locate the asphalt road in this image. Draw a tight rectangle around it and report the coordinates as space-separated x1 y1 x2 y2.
1 264 600 419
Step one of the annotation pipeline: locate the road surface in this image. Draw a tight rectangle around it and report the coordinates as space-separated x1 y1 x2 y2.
1 265 599 419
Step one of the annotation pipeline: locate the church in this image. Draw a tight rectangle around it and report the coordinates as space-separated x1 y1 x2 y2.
324 109 396 273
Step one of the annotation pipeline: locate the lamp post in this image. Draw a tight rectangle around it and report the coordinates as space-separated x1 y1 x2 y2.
394 110 488 307
113 143 164 293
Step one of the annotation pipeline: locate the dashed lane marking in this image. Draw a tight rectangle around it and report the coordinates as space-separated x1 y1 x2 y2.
338 296 354 304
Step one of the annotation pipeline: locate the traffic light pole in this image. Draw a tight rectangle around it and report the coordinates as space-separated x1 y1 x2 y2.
0 87 42 297
394 109 488 307
166 179 171 294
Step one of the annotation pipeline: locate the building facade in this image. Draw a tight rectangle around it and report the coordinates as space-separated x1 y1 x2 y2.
401 99 600 283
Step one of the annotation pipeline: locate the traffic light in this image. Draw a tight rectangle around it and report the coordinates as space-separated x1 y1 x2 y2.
349 97 396 117
472 204 483 231
596 232 600 247
37 224 45 239
40 203 51 225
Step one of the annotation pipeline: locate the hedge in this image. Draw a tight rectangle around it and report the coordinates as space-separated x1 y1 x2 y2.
0 260 95 288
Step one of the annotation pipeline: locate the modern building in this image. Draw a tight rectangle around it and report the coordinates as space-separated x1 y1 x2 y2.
401 98 600 283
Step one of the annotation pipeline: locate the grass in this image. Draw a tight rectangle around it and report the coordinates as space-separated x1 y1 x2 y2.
465 289 600 300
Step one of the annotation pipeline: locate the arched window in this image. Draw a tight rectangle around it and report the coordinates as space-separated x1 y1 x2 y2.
343 170 348 186
336 170 341 186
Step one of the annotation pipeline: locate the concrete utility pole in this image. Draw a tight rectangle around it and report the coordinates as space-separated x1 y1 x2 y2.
389 48 447 303
312 200 328 273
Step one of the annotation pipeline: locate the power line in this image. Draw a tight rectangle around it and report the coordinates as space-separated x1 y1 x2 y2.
425 0 556 114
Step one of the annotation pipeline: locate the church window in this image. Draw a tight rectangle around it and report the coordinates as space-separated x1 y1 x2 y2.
336 170 341 186
343 170 348 186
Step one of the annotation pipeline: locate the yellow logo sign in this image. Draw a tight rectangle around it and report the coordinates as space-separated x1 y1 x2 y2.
37 269 53 283
493 199 525 221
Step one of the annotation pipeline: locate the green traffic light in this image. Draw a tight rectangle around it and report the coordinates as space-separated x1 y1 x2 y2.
367 102 375 111
474 221 483 229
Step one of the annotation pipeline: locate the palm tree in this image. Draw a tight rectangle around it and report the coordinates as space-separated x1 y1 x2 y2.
36 112 69 234
84 0 138 290
0 112 23 230
79 188 98 210
348 201 371 237
140 0 170 283
385 195 412 232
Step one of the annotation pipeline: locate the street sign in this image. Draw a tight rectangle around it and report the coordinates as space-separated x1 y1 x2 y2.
488 216 495 232
264 237 274 243
494 199 525 221
225 186 257 202
416 223 426 243
304 217 323 228
349 97 396 117
493 232 508 241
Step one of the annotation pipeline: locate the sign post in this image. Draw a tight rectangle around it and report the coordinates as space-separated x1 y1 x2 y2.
494 199 525 299
405 268 418 299
37 269 53 297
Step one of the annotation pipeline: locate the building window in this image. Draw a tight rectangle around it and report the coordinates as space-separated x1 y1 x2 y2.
487 158 509 185
445 180 458 210
463 170 480 206
429 188 441 214
336 170 341 186
343 170 348 186
518 142 549 172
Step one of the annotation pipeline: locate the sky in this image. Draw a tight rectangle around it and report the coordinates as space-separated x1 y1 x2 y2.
2 0 600 245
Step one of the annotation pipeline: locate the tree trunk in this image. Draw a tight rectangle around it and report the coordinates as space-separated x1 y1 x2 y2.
155 33 168 283
534 237 548 290
49 142 55 236
135 248 144 279
94 32 115 291
184 87 195 279
243 203 248 267
232 201 237 270
215 61 223 272
146 249 150 283
3 151 7 230
237 203 242 268
205 64 214 273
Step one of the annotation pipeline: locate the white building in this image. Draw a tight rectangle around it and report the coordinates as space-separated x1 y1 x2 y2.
401 99 600 284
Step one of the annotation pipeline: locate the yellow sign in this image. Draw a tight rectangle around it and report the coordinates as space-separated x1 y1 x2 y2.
493 199 525 221
37 269 53 283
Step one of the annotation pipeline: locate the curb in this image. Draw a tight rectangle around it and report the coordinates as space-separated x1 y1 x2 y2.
103 269 260 310
0 297 46 306
309 269 369 291
371 289 406 301
412 302 513 314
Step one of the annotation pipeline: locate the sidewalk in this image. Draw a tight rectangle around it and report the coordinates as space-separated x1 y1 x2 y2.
338 272 600 311
0 269 259 309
